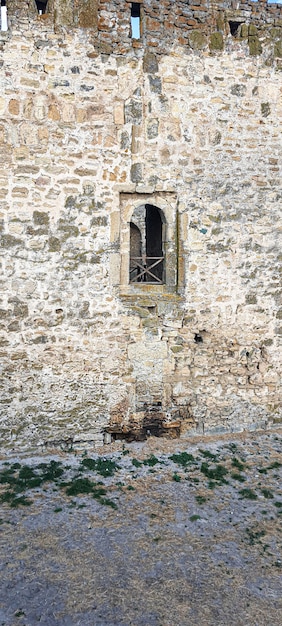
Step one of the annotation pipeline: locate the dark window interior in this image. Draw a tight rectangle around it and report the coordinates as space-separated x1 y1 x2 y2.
146 205 163 282
130 205 164 284
131 3 141 19
36 1 48 14
229 21 242 37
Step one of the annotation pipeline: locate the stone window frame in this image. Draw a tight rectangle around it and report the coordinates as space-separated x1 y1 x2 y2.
110 191 180 296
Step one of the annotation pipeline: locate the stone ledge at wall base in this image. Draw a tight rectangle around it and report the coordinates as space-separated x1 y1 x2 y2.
8 422 282 456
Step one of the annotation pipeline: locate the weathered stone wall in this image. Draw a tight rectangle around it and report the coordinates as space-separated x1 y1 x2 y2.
0 1 281 450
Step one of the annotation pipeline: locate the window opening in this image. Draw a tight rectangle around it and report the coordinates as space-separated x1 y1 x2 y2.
131 3 141 40
229 21 242 37
36 1 48 14
0 1 7 31
130 205 164 284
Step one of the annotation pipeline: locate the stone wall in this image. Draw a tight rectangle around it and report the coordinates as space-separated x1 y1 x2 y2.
0 0 281 450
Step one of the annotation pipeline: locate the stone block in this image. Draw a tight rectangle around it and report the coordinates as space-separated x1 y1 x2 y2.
114 103 125 125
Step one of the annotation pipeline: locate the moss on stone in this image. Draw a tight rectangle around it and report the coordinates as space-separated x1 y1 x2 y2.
248 25 258 37
0 234 22 248
248 37 262 56
245 294 257 305
240 24 248 39
170 345 184 353
270 28 282 40
209 32 224 51
33 211 49 226
261 102 271 118
208 214 221 223
91 216 108 227
216 13 225 33
65 196 77 209
57 222 79 238
130 306 150 318
13 303 28 318
189 30 207 50
49 237 61 252
274 40 282 58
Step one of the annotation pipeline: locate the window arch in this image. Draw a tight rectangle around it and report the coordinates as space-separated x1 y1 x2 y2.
129 204 165 283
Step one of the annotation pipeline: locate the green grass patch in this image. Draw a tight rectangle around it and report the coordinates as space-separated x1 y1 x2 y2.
80 457 119 477
172 473 181 482
0 491 32 507
143 455 161 467
98 497 118 509
200 462 228 484
274 501 282 508
231 472 246 482
239 488 257 500
199 449 218 461
258 461 281 474
132 458 142 468
231 458 245 472
169 452 195 467
189 514 201 522
268 461 281 470
37 460 64 482
245 527 266 545
207 480 217 490
195 495 207 505
65 477 97 496
261 488 273 499
122 447 130 456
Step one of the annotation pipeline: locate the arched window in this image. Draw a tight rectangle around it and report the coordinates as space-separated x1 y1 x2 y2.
129 204 165 283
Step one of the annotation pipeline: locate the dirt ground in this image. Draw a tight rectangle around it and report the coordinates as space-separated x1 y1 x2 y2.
0 429 281 626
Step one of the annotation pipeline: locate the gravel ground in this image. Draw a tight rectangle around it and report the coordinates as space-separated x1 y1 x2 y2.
0 429 281 626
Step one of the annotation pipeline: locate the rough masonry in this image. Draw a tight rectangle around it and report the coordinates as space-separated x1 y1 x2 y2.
0 0 281 450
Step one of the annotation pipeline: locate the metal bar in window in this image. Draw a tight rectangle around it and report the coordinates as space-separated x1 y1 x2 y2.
130 257 164 284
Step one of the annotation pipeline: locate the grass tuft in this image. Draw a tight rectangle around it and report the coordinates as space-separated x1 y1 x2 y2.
169 452 195 467
195 495 207 505
143 455 161 467
200 462 228 484
231 472 246 482
232 458 245 472
261 488 273 499
132 458 142 468
199 449 218 461
239 488 257 500
172 473 181 482
80 457 119 477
